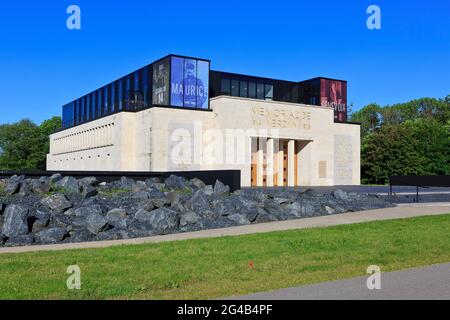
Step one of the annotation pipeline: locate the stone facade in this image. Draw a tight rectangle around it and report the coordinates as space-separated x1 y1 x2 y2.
47 96 361 187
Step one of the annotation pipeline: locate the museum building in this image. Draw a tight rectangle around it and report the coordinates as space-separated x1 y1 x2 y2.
47 54 360 187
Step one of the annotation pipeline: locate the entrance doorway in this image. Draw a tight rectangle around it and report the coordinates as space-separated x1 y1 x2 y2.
251 138 301 187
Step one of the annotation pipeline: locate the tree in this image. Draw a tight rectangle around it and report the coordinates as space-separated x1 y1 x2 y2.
349 103 381 137
361 119 450 184
0 117 61 171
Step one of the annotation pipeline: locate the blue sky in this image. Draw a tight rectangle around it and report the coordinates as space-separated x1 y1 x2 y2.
0 0 448 125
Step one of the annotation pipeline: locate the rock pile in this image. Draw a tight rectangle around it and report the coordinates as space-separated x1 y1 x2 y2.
0 174 394 247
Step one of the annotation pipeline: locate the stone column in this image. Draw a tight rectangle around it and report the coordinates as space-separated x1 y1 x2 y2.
256 147 264 187
287 140 295 187
266 138 274 187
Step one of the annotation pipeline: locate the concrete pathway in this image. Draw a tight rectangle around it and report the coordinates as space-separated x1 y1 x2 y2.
1 203 449 255
229 263 450 300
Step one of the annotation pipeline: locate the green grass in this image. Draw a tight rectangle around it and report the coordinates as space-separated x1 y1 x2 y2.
1 214 450 300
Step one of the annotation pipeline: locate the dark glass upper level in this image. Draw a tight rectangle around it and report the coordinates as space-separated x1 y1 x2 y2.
62 54 348 129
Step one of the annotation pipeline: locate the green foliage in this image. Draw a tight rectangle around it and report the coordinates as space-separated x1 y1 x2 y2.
358 95 450 184
350 103 382 137
0 117 61 170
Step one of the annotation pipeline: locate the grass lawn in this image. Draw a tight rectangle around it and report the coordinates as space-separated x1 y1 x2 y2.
1 214 450 300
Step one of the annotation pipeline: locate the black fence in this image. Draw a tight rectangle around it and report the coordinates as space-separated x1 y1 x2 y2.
0 170 241 192
389 175 450 202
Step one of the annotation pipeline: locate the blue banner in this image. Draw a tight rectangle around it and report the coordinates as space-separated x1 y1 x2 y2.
170 57 209 109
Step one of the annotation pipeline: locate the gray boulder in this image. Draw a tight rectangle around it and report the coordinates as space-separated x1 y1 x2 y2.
35 227 67 244
50 214 72 229
189 190 211 215
333 189 349 201
86 213 109 235
69 217 88 231
106 208 128 229
142 207 180 234
95 230 123 241
227 214 251 225
164 175 188 190
67 229 94 243
4 175 24 196
30 178 51 194
41 194 72 213
73 205 103 217
2 204 29 237
106 208 127 218
203 185 214 196
30 211 50 233
18 180 33 197
189 178 206 190
78 176 97 187
49 173 63 184
55 176 80 194
132 191 151 200
180 211 202 226
132 181 149 193
214 180 230 197
119 176 135 189
80 183 97 199
166 192 180 205
148 189 169 208
5 234 34 247
286 201 317 218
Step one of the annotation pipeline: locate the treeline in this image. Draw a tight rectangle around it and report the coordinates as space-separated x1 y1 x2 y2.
0 117 61 171
351 95 450 184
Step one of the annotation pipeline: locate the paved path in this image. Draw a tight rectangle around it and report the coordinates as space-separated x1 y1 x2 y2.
229 263 450 300
1 203 449 255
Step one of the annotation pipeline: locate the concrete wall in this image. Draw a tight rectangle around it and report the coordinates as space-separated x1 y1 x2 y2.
48 96 360 187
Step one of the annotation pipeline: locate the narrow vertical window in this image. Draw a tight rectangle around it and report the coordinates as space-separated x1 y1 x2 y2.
221 79 230 95
248 82 256 98
239 80 248 98
104 86 109 115
231 79 239 96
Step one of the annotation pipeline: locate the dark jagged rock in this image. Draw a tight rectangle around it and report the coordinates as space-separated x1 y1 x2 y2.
5 234 35 247
40 194 72 213
86 213 109 235
119 176 135 189
18 180 33 197
55 176 80 194
164 175 189 190
35 227 67 244
214 180 230 197
73 205 103 217
4 175 24 196
80 183 97 199
147 189 169 208
189 178 206 190
0 174 395 248
2 204 29 238
78 177 97 187
333 189 349 201
30 178 51 194
49 173 63 184
140 207 180 234
30 211 50 233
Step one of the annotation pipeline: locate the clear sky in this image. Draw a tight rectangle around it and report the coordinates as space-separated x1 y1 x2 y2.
0 0 448 125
